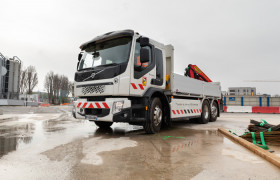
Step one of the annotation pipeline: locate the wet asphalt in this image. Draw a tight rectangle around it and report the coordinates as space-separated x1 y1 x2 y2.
0 106 280 180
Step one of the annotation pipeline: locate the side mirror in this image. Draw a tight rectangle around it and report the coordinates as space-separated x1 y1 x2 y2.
78 52 83 61
140 37 149 47
140 48 150 63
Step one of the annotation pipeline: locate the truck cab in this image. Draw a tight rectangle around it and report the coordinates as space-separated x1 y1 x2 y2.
74 29 221 133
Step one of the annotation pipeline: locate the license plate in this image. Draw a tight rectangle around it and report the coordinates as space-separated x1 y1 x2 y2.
86 115 98 121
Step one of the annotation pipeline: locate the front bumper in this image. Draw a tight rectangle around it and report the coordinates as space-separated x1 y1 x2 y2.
74 98 132 122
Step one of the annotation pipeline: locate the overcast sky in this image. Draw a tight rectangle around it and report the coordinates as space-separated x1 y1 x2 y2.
1 0 280 95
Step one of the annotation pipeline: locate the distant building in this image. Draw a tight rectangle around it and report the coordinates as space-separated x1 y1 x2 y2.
0 52 23 106
228 87 256 96
0 52 21 100
19 92 49 103
221 91 228 96
19 94 39 102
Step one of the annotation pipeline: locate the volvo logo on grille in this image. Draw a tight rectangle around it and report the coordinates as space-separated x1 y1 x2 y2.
83 69 105 81
90 73 96 79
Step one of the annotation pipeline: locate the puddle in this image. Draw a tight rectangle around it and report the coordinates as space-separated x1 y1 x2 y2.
81 137 137 165
0 113 90 158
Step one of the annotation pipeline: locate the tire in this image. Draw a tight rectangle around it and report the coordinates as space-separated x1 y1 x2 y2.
210 101 218 122
72 109 77 119
198 100 210 124
94 121 113 129
161 105 172 129
72 112 76 118
144 97 163 134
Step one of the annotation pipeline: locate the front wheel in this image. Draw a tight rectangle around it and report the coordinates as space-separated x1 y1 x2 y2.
198 100 210 124
144 97 162 134
94 121 113 129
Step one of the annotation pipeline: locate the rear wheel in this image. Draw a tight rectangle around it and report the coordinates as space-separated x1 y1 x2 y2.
210 101 218 122
144 97 162 134
94 121 113 129
198 100 210 124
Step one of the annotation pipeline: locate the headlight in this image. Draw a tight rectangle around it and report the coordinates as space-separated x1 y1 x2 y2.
112 101 124 114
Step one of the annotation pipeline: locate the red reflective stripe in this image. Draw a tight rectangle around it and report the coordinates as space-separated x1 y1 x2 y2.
197 109 199 113
82 103 88 108
77 102 82 108
180 110 184 114
199 109 202 113
88 103 94 108
177 110 180 114
194 109 196 113
131 83 137 89
102 102 109 109
95 103 102 108
172 110 176 114
138 84 144 90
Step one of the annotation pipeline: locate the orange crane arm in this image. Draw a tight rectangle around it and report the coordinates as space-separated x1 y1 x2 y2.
184 64 212 82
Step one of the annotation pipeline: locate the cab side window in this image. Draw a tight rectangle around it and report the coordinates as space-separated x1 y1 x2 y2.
134 42 152 72
155 48 163 84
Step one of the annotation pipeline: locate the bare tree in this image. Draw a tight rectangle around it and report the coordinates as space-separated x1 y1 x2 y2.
25 66 38 94
44 71 54 104
61 75 70 96
19 67 27 94
60 76 72 103
53 74 62 104
44 72 72 104
70 82 74 97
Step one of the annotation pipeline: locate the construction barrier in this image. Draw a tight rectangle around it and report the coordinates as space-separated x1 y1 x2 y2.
61 103 71 106
224 106 280 114
226 106 252 113
40 104 50 107
252 107 280 114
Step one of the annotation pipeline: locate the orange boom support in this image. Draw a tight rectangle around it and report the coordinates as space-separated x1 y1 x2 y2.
184 64 212 82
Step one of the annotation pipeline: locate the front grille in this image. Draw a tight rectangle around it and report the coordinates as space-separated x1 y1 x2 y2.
82 85 105 95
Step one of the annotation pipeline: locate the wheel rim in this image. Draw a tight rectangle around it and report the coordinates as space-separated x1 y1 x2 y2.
204 104 209 119
153 105 162 126
211 105 217 117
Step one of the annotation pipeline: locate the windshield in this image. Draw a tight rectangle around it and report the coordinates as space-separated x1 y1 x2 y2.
78 37 132 71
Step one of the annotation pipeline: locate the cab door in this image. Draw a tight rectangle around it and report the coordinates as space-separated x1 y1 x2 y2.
130 38 166 95
129 39 156 96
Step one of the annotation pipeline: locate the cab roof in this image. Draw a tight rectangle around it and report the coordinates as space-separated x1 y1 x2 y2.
80 29 134 50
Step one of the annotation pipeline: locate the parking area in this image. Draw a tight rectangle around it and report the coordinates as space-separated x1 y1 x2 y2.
0 106 280 180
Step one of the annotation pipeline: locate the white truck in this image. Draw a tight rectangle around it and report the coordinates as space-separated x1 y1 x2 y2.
73 30 221 133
